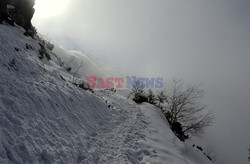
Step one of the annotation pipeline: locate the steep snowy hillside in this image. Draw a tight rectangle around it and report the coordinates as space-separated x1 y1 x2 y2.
0 24 211 164
52 46 127 81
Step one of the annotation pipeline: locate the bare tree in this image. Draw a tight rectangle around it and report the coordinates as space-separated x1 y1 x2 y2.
164 79 214 136
72 61 83 84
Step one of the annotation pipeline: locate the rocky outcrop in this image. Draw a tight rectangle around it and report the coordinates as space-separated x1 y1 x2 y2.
0 0 9 24
0 0 36 37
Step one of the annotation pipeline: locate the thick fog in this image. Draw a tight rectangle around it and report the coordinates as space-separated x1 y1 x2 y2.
33 0 250 163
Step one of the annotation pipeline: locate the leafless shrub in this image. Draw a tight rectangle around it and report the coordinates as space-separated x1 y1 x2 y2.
163 79 214 136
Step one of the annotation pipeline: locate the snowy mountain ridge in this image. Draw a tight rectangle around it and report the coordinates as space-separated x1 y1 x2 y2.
0 24 211 163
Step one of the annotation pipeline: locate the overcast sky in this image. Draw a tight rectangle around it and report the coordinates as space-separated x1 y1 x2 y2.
33 0 250 163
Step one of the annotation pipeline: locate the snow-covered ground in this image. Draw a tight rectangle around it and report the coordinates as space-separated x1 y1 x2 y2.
0 24 211 163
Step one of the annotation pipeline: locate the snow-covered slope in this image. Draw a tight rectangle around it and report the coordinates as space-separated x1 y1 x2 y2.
51 46 127 83
0 24 211 164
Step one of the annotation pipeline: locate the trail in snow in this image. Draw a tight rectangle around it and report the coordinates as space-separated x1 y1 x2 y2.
93 90 212 164
93 90 152 163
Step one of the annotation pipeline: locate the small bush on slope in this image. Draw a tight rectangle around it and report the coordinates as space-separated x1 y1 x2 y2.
45 41 55 51
169 121 188 141
133 90 148 104
128 81 148 104
147 89 157 105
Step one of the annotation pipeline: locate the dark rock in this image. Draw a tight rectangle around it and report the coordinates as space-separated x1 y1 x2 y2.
196 146 203 151
66 67 72 72
12 0 35 29
1 0 36 37
14 47 21 52
60 75 65 81
25 43 33 50
0 0 9 24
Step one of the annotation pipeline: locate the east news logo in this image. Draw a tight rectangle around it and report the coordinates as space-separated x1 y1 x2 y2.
86 76 163 89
